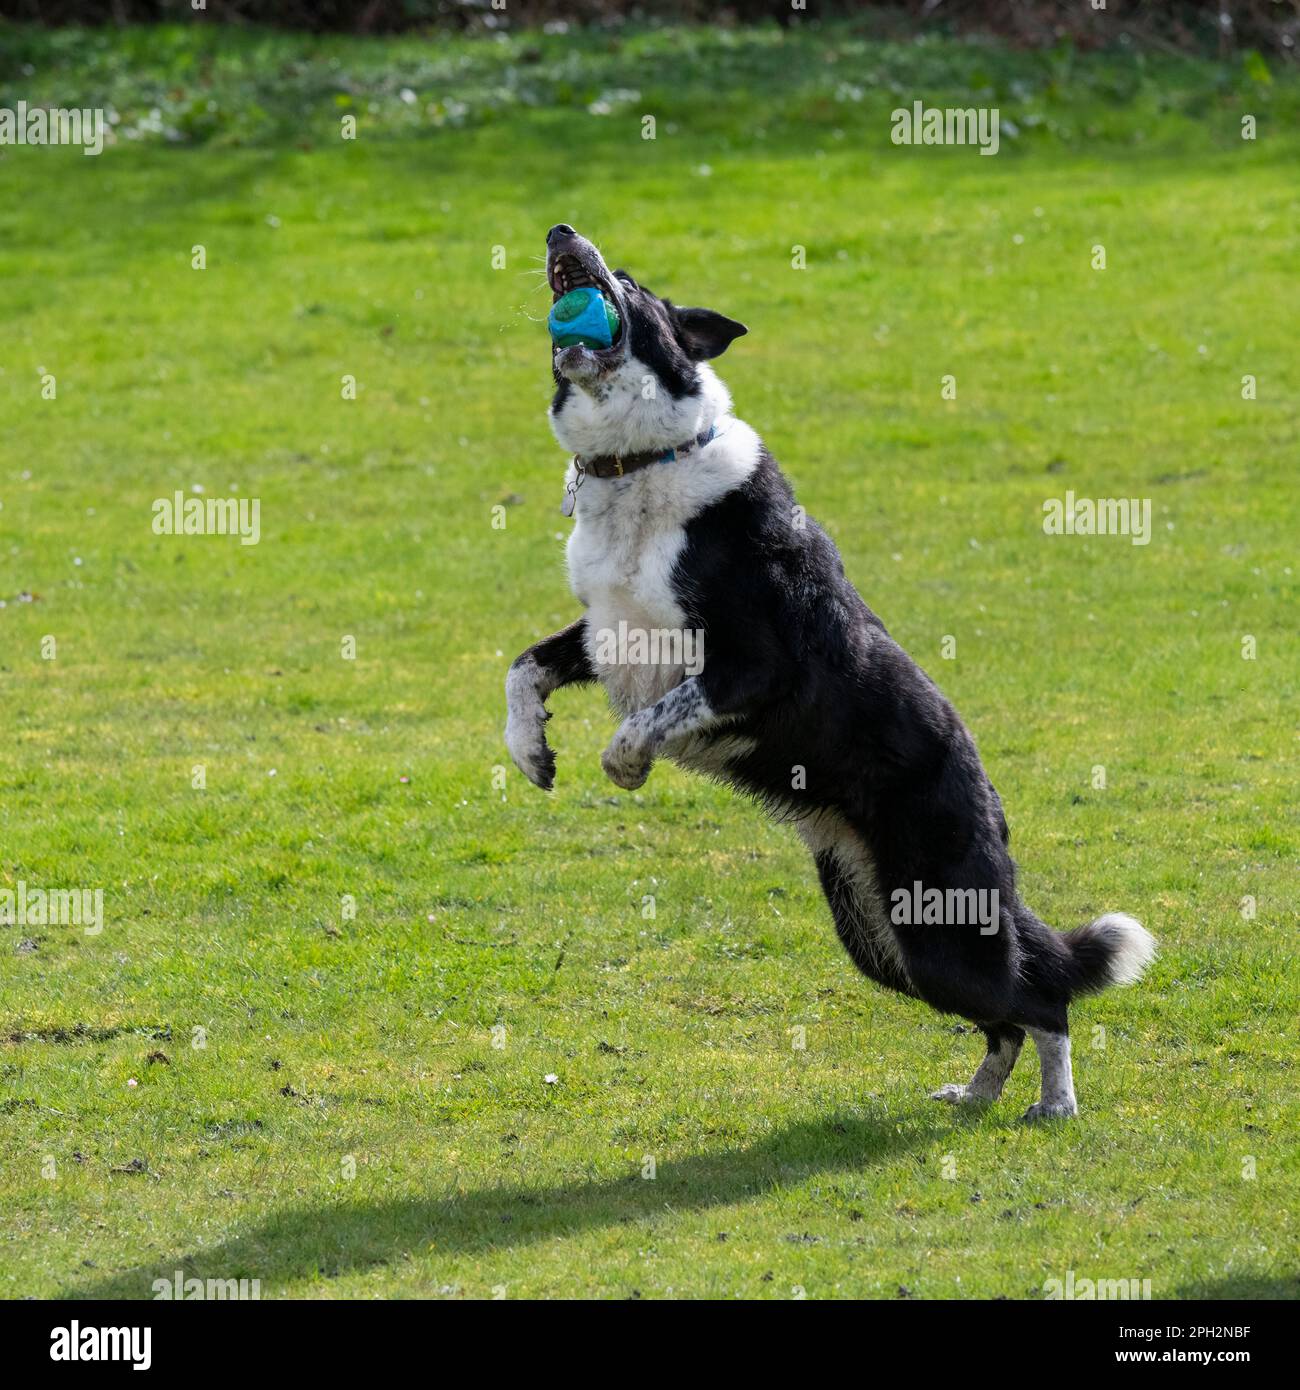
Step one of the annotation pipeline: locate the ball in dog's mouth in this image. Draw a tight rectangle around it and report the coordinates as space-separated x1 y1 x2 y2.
547 250 625 369
548 286 621 350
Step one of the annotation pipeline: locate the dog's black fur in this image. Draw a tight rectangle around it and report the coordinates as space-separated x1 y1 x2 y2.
507 227 1152 1118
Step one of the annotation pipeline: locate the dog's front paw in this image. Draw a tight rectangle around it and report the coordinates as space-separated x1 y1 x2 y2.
505 705 556 790
601 721 652 791
505 666 557 790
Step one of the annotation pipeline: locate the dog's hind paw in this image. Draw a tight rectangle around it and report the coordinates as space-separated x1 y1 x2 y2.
930 1083 991 1106
1020 1100 1078 1123
930 1083 967 1104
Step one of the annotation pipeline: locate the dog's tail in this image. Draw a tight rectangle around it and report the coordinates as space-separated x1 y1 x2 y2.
1061 912 1156 996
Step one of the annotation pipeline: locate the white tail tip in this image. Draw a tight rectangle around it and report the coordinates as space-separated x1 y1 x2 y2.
1093 912 1156 986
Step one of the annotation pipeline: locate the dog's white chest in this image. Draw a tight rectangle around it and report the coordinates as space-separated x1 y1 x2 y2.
567 471 690 715
558 415 762 717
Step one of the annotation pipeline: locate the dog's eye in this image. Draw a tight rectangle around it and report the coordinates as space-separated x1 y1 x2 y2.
614 271 637 289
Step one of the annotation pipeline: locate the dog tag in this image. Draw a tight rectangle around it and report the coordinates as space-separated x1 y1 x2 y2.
560 463 585 517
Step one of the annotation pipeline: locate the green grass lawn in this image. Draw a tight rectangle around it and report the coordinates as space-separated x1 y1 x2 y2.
1 20 1296 1300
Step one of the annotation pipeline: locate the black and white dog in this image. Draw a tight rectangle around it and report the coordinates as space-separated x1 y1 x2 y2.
506 225 1155 1121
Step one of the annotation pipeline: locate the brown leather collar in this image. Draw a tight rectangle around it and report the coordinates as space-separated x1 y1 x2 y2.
575 424 716 479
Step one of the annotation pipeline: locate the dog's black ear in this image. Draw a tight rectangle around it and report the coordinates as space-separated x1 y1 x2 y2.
671 306 748 360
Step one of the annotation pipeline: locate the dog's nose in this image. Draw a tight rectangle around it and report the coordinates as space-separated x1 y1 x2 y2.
547 224 577 245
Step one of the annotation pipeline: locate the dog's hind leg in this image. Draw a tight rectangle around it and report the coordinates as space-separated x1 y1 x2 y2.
1021 1025 1078 1121
931 1024 1024 1106
806 821 916 998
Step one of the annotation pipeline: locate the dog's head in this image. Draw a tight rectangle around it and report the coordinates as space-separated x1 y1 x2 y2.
545 225 747 458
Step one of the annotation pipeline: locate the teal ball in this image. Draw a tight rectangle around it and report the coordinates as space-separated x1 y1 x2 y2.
548 287 620 349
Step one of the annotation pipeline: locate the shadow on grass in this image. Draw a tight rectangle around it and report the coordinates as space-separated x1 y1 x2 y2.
65 1108 935 1299
1173 1273 1300 1301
